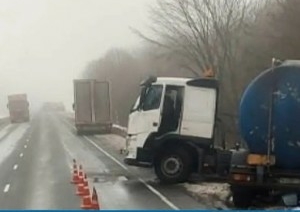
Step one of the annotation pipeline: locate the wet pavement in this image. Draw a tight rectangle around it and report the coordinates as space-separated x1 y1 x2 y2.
0 111 220 209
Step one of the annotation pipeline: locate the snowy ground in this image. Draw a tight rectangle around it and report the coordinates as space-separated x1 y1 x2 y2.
183 182 231 209
0 123 29 166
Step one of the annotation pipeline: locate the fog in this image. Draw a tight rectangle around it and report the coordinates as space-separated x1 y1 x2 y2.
0 0 153 116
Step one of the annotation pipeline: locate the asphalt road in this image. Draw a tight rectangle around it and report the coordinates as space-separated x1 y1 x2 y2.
0 113 79 209
0 112 219 209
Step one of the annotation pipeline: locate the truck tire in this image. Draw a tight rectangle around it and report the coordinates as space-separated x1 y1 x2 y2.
154 147 192 184
231 186 254 208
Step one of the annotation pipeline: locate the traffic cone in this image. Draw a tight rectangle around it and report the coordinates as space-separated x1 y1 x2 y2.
82 173 89 187
76 174 90 196
80 195 92 209
71 159 79 184
91 187 100 210
77 164 84 184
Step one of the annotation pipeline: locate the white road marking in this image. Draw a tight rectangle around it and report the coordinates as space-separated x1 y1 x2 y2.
62 117 179 210
83 136 179 210
59 132 76 172
3 184 10 193
84 136 128 170
24 144 27 148
19 153 23 158
13 164 18 170
138 178 179 210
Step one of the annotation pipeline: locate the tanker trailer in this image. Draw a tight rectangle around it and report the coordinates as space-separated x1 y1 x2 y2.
229 59 300 208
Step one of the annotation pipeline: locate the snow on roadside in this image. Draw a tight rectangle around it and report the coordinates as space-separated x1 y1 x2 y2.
0 123 29 165
0 124 13 139
0 113 8 119
183 182 231 208
64 112 74 119
112 124 127 132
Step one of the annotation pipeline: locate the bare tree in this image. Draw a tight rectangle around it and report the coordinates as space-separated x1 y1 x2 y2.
134 1 257 74
133 1 263 111
82 48 149 125
131 0 264 143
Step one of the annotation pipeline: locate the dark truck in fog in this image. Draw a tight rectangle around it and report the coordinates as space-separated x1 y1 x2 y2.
7 94 30 123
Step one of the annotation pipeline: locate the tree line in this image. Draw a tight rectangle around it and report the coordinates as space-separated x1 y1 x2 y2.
81 0 300 146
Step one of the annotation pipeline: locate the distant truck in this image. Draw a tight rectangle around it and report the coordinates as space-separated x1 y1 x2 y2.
43 102 65 112
7 94 30 123
73 79 112 135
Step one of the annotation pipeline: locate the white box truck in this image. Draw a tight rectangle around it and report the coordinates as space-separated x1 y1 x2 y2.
73 79 112 135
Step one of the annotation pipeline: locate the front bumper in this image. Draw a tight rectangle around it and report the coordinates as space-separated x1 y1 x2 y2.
125 147 153 167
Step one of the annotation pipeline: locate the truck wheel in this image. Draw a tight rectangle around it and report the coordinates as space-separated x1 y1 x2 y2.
231 187 254 208
154 147 192 184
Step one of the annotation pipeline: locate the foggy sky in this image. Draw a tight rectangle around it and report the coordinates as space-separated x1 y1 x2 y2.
0 0 153 115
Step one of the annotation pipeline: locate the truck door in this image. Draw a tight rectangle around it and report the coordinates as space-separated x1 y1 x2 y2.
127 84 163 135
180 86 217 138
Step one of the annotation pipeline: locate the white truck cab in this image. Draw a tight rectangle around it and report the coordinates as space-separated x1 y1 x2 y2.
124 76 231 183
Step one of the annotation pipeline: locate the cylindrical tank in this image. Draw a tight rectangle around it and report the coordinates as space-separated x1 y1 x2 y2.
239 61 300 169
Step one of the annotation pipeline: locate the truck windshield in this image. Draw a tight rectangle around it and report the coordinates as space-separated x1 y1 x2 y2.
142 84 163 111
8 101 28 110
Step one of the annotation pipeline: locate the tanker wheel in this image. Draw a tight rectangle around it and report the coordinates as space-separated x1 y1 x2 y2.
154 147 192 184
231 186 254 209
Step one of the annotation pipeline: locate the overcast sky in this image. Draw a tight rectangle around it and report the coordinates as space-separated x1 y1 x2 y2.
0 0 153 115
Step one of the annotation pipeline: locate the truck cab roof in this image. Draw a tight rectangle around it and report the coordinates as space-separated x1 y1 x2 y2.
155 77 191 86
146 77 218 89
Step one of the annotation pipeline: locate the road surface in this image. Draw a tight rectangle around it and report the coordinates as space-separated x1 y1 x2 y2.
0 112 222 209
